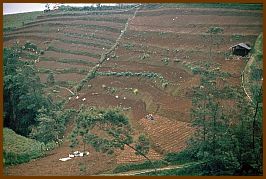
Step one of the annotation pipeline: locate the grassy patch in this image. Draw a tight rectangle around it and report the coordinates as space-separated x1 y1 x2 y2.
3 128 45 166
3 11 42 30
113 160 168 173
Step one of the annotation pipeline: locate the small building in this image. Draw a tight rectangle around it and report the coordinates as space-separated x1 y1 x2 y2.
230 43 251 57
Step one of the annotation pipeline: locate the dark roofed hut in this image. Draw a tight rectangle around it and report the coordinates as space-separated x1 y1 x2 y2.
230 43 251 57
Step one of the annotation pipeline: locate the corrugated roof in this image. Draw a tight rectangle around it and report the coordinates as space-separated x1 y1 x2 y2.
231 43 251 50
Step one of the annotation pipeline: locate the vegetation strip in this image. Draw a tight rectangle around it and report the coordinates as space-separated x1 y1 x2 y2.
58 38 111 49
39 57 96 66
96 71 169 87
3 128 45 166
63 32 116 44
241 33 263 103
25 16 128 26
46 46 101 59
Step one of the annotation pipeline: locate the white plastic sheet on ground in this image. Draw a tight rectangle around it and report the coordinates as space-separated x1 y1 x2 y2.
59 151 90 162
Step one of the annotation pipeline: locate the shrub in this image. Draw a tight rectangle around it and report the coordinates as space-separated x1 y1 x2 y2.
207 27 224 34
39 50 45 55
162 57 169 65
231 34 243 41
25 52 39 60
191 66 201 74
123 43 134 49
140 53 150 60
164 150 198 165
162 82 169 88
24 41 38 51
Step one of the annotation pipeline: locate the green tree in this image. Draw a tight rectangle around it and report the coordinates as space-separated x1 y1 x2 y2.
69 107 156 174
29 107 65 144
189 66 262 175
4 44 50 136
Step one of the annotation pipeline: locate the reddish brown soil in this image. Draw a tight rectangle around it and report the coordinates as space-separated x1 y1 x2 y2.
123 30 258 51
62 27 120 40
38 73 48 83
5 140 117 176
54 73 86 82
49 40 104 56
36 61 89 70
139 115 195 154
137 7 262 16
115 145 162 164
42 51 99 63
4 6 262 176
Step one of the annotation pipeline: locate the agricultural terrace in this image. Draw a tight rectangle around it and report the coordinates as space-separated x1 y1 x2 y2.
4 3 262 176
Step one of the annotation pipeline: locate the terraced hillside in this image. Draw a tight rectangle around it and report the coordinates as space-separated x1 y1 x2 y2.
4 4 262 175
4 8 135 100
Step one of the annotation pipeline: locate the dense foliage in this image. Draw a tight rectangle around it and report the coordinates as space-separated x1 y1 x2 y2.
3 44 72 144
188 65 263 175
3 44 50 136
70 107 156 172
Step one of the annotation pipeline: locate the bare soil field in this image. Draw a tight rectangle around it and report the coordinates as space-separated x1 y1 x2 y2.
4 5 262 175
41 51 99 63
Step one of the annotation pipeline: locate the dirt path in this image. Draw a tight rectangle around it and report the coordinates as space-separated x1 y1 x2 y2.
99 162 202 176
241 55 254 103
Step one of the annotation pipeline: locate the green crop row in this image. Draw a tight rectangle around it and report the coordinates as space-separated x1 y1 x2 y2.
46 45 101 59
79 17 128 24
96 71 169 88
40 57 96 66
63 32 116 44
59 38 111 49
37 67 89 75
56 23 122 33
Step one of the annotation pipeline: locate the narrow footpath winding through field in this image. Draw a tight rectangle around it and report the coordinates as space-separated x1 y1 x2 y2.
241 55 255 102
